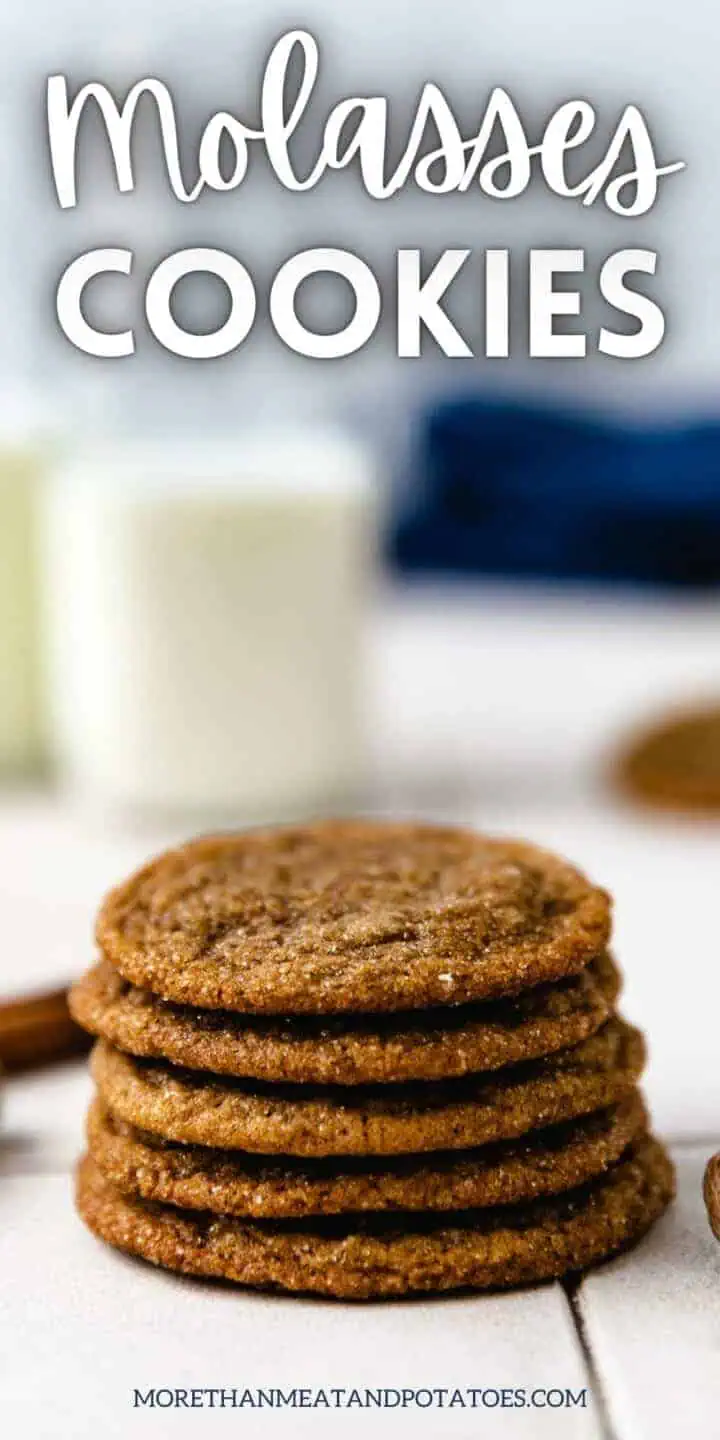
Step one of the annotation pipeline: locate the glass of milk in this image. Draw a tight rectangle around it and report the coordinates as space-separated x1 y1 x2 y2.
0 430 47 776
40 428 376 821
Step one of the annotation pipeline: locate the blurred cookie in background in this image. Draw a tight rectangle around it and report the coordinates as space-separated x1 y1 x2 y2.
614 702 720 813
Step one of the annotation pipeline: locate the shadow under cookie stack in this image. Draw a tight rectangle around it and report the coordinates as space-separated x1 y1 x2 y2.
71 821 674 1300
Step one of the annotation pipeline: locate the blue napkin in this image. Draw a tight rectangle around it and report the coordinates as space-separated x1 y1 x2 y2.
389 396 720 586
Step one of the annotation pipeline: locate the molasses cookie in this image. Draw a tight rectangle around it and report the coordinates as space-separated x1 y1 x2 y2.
704 1152 720 1241
71 952 620 1086
91 1018 644 1158
86 1092 647 1218
96 822 611 1014
76 1135 675 1298
616 703 720 813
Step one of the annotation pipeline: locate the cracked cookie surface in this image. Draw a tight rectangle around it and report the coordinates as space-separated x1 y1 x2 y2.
96 821 611 1015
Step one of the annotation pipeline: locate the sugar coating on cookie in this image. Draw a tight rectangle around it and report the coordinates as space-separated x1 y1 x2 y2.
71 952 620 1085
91 1018 645 1158
87 1093 647 1218
76 1137 675 1299
96 822 612 1014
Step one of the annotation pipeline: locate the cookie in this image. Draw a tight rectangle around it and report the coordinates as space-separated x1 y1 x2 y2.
76 1136 674 1298
616 704 720 813
91 1019 644 1158
96 822 611 1014
704 1152 720 1241
71 952 620 1086
87 1093 647 1218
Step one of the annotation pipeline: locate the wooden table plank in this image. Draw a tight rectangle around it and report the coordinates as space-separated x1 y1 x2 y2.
577 1145 720 1440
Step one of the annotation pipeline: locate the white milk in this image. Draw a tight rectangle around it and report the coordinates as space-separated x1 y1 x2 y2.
0 442 45 774
40 431 376 819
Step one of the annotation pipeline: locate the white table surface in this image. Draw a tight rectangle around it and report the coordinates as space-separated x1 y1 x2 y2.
2 582 719 1438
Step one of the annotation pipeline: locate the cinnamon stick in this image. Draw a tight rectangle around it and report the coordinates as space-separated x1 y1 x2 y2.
0 987 90 1073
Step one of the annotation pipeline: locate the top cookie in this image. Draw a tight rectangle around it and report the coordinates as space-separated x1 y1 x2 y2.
97 821 611 1015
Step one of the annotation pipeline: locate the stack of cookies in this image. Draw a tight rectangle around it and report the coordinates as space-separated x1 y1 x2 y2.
71 821 674 1299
